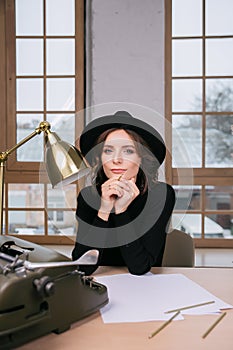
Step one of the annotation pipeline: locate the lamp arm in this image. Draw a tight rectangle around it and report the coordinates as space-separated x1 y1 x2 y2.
0 121 51 235
0 121 51 162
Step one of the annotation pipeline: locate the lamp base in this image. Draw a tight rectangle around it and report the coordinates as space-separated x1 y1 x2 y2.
0 236 108 349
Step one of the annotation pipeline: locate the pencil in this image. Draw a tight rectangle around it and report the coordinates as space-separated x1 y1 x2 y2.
165 300 215 314
202 312 226 339
148 311 180 339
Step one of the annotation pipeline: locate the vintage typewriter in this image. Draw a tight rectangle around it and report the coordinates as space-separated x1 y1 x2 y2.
0 236 108 349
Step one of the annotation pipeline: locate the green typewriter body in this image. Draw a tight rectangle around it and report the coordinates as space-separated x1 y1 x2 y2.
0 236 108 349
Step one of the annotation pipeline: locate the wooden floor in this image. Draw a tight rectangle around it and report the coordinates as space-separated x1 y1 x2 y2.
44 245 233 268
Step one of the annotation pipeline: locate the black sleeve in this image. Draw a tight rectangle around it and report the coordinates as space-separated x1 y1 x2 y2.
72 241 100 275
119 183 175 275
71 187 107 275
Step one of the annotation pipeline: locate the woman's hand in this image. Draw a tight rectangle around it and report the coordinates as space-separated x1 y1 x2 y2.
100 178 124 212
114 178 139 214
98 177 139 220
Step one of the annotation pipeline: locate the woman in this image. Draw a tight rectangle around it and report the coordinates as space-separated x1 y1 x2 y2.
72 111 175 275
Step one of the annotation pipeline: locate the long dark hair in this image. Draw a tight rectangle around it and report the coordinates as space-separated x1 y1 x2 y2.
90 128 160 195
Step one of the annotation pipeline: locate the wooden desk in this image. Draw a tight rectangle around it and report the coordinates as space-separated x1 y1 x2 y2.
18 267 233 350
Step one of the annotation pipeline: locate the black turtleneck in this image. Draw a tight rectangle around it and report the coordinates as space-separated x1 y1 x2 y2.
72 182 175 275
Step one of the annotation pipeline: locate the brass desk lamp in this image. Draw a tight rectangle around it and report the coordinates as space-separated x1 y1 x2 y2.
0 120 90 235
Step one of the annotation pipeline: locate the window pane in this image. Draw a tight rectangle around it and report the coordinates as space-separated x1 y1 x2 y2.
15 0 43 36
205 215 231 238
47 184 76 209
205 186 233 210
172 0 202 36
206 0 233 35
47 184 76 235
47 189 64 209
46 78 75 111
47 210 76 236
172 214 227 238
172 79 202 112
206 79 233 112
46 0 75 35
16 79 44 111
46 39 75 75
205 115 233 168
47 114 76 144
16 39 43 76
8 184 44 208
172 115 202 167
206 39 233 76
9 211 44 235
172 39 202 76
16 114 44 161
173 185 201 210
63 185 76 209
172 213 202 238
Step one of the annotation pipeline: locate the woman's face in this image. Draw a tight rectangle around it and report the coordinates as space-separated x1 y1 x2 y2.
101 129 141 180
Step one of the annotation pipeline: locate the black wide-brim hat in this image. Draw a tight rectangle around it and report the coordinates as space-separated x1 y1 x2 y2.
80 111 166 165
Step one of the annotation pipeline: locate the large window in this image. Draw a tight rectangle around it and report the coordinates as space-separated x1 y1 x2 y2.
166 0 233 247
0 0 84 243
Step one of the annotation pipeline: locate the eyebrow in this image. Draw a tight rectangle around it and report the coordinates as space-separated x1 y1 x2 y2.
103 144 136 149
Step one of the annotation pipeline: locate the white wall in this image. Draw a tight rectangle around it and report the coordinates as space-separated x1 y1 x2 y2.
86 0 165 124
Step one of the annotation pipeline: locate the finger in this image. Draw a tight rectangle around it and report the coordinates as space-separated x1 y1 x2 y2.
115 181 131 192
102 179 118 191
121 179 136 192
129 176 137 183
108 184 124 197
124 181 140 197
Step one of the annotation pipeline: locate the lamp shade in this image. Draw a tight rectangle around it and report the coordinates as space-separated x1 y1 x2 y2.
45 130 90 188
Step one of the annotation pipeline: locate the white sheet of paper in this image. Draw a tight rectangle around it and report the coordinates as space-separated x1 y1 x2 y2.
96 273 232 323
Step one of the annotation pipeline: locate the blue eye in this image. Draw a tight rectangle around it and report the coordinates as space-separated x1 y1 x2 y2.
103 148 113 154
124 148 134 154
